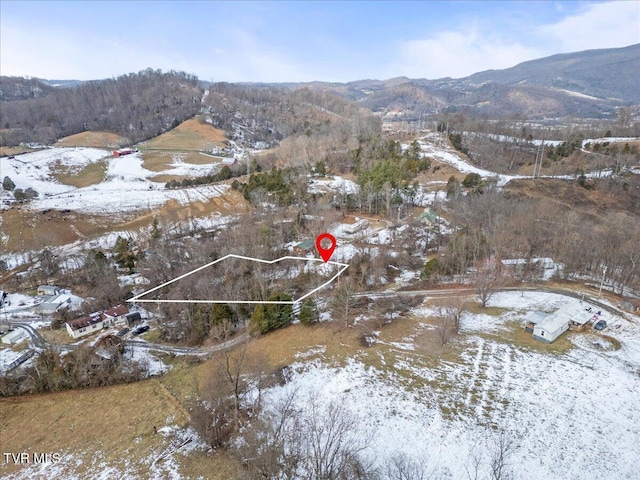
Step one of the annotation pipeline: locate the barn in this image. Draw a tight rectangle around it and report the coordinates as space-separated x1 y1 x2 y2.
112 148 133 157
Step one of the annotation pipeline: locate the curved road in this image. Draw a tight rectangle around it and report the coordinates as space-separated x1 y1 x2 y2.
11 321 250 355
9 285 632 356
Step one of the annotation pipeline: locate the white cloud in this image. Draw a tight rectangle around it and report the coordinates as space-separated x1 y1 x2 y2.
393 27 543 79
536 1 640 52
195 28 314 82
390 1 639 81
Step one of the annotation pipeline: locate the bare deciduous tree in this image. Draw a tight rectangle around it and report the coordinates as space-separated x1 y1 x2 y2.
237 389 374 480
332 280 358 328
436 312 452 346
489 430 517 480
473 258 505 308
385 451 430 480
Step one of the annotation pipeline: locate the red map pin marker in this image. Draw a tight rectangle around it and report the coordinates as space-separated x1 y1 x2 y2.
316 233 337 263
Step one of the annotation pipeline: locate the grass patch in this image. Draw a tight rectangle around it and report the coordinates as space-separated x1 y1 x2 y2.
465 302 509 316
140 151 175 172
182 153 225 166
149 174 188 184
55 131 129 148
40 328 83 345
141 118 226 151
141 328 162 344
0 380 191 478
481 320 574 354
51 160 107 188
0 146 40 156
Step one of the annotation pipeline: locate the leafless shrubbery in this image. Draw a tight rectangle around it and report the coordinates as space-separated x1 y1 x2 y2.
465 430 518 480
236 389 375 480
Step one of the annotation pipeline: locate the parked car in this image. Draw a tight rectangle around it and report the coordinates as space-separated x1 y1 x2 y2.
132 325 150 336
116 328 130 337
594 320 607 331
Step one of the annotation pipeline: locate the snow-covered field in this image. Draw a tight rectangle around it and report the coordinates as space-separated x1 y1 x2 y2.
256 291 640 480
0 147 229 214
416 134 636 187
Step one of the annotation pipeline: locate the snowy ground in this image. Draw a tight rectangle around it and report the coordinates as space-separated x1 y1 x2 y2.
416 134 631 187
257 291 640 480
0 147 229 214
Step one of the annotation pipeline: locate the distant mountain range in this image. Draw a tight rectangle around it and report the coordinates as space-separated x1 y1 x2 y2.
1 44 638 144
298 44 640 119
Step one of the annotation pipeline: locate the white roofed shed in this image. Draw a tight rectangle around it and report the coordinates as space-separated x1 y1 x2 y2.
533 314 570 343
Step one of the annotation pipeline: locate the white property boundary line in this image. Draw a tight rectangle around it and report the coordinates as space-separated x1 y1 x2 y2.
127 254 349 305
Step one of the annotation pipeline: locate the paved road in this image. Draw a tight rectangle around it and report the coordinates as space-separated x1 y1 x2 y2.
8 285 631 357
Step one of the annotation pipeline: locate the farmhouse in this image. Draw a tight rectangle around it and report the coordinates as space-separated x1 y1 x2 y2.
65 312 107 339
528 303 598 343
37 285 61 296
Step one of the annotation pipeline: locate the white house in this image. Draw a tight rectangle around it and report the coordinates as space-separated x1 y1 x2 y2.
65 312 107 339
102 304 129 326
532 314 570 343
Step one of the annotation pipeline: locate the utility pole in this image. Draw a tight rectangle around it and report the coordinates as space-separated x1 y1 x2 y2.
598 265 608 297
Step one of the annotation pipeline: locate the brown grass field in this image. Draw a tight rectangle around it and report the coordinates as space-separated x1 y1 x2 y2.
0 189 249 254
0 380 192 478
55 131 130 149
0 146 42 157
50 160 108 188
0 291 608 477
140 118 226 151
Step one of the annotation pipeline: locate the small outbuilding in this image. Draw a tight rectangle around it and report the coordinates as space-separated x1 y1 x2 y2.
125 312 142 328
1 329 26 345
38 285 61 296
524 310 547 333
293 239 315 255
619 298 640 314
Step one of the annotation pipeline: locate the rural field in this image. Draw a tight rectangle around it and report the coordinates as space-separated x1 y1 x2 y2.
1 290 638 479
0 118 251 255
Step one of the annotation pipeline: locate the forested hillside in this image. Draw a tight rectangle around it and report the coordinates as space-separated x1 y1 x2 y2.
0 69 203 146
204 84 380 144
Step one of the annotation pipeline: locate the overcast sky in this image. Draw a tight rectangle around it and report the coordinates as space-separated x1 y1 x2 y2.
1 1 638 82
